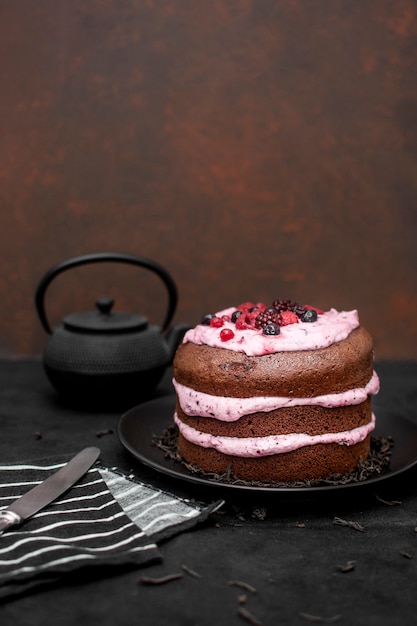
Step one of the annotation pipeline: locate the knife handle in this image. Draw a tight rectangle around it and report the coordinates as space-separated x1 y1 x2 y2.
0 510 22 535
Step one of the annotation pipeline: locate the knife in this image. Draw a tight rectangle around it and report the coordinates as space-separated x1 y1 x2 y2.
0 446 100 535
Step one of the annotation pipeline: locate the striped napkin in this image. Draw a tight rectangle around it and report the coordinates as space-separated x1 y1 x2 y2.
0 455 222 599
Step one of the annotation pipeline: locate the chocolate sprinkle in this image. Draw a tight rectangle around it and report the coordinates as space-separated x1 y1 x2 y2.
152 425 394 489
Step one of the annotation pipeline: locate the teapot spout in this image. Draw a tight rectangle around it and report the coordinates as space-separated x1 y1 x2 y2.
165 323 190 362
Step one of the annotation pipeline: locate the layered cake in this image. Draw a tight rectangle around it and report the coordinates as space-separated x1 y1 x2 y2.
172 299 380 483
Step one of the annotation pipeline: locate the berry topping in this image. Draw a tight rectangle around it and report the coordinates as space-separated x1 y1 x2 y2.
262 322 281 336
255 307 281 329
301 309 318 323
203 298 321 338
271 298 299 312
220 328 234 342
279 310 299 326
210 316 224 328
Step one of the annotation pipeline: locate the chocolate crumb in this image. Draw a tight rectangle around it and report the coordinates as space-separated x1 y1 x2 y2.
34 432 42 440
252 508 267 520
238 593 248 604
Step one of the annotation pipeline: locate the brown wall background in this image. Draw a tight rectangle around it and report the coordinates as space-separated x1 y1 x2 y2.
1 0 416 360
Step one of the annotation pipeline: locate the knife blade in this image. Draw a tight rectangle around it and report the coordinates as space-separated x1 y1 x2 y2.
0 446 100 534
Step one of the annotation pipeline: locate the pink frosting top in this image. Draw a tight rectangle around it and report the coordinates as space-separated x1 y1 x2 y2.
183 308 360 356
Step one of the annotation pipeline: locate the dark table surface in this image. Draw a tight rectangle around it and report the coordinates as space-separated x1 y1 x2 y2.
1 358 417 625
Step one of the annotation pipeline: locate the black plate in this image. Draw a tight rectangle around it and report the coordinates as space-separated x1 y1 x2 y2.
117 395 417 494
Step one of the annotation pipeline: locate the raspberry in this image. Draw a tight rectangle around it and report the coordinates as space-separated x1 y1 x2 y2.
237 302 266 314
255 307 281 329
279 311 299 326
237 301 257 313
249 303 266 313
220 328 234 342
271 298 299 312
210 316 224 328
235 312 257 330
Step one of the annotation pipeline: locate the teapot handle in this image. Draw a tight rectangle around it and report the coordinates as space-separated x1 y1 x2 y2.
35 252 178 334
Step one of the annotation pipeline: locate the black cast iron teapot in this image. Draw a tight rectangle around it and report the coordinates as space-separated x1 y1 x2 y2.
35 252 189 410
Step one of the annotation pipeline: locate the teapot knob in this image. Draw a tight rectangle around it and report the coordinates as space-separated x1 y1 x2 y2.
96 297 114 315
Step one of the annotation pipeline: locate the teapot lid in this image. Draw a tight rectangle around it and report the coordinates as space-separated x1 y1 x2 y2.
63 297 148 334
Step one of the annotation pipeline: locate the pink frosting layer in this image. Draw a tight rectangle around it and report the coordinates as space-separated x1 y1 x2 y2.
173 371 380 422
174 412 376 458
182 308 360 356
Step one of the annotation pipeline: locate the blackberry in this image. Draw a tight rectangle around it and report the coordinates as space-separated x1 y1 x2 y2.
272 298 299 312
201 314 215 325
231 310 242 323
301 309 318 323
262 322 281 336
255 307 281 329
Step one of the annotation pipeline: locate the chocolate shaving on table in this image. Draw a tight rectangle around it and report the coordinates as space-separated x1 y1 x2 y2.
228 580 257 593
181 564 202 578
298 613 341 624
336 560 356 573
374 494 402 505
153 426 394 489
333 517 365 532
237 606 264 626
400 551 412 559
95 428 114 438
138 573 184 585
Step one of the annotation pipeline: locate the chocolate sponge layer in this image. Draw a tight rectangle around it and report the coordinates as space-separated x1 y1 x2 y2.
173 326 374 399
176 398 372 438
